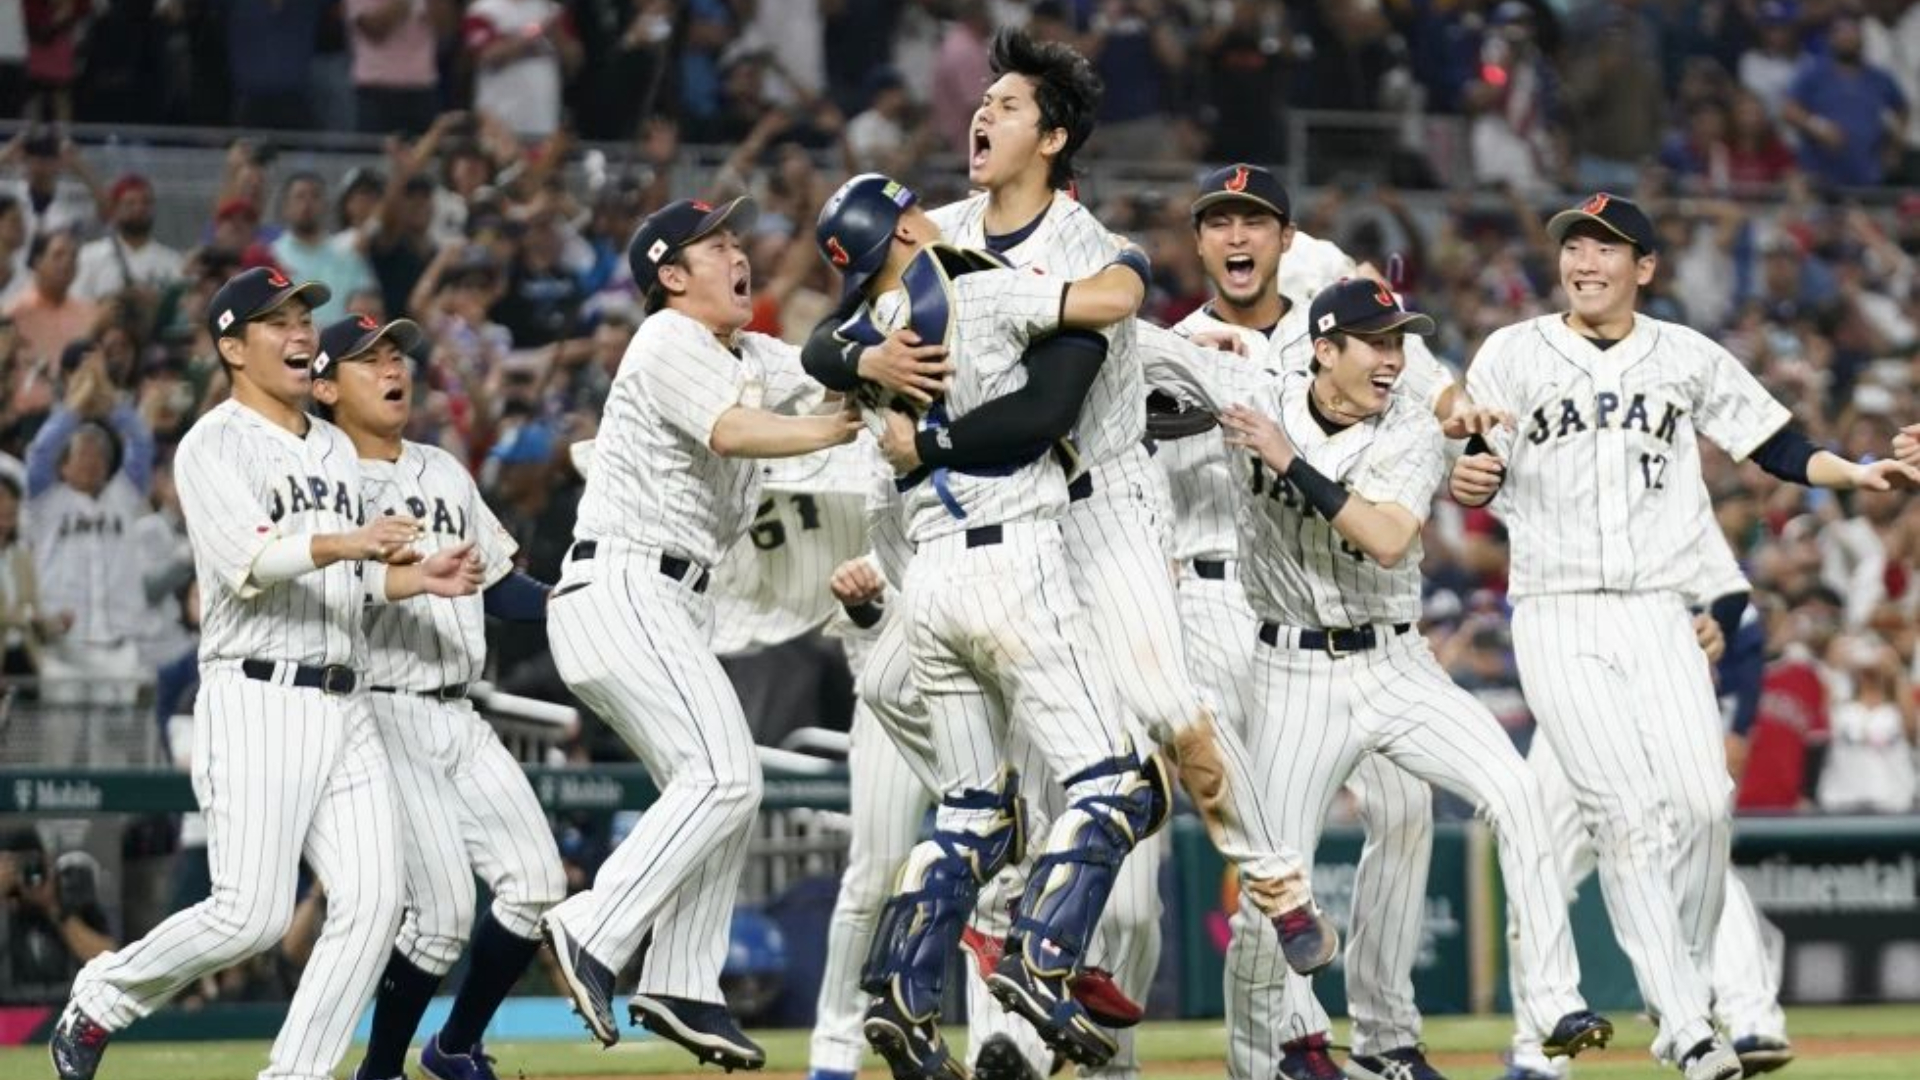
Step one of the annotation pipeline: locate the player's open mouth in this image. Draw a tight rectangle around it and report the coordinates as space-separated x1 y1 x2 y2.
731 274 750 299
1224 255 1257 289
383 387 405 402
1370 374 1397 392
285 354 312 371
971 129 992 172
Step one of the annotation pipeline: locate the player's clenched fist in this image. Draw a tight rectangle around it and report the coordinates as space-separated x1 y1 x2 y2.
418 540 486 598
1220 403 1297 472
347 516 428 564
829 557 886 608
1450 453 1504 507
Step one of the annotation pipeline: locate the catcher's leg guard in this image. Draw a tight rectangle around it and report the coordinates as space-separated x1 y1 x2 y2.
860 770 1027 1016
989 756 1155 1067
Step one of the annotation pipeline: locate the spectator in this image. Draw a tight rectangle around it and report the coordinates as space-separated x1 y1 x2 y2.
1781 13 1908 188
844 66 922 175
490 210 584 350
330 167 387 254
348 0 450 135
0 194 27 308
5 230 97 369
1561 8 1666 190
269 174 375 322
72 175 185 307
462 0 583 140
0 472 59 678
26 340 155 500
224 0 325 128
582 0 675 141
1816 635 1916 812
1739 589 1838 812
931 1 993 157
1083 0 1188 160
0 829 116 1004
1863 0 1920 183
21 0 91 124
676 0 740 137
1463 2 1561 194
365 166 437 322
0 130 103 242
1197 0 1293 163
1739 0 1807 118
0 1 21 119
209 197 277 272
1725 89 1800 189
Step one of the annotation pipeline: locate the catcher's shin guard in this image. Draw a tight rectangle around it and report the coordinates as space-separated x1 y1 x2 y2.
859 771 1027 1018
1009 755 1157 975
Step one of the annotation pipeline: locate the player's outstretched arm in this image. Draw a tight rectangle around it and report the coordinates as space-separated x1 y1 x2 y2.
1748 426 1920 491
1059 242 1151 329
1221 404 1423 568
709 400 863 459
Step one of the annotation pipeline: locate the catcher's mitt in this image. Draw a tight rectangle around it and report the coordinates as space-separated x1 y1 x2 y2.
1145 390 1219 440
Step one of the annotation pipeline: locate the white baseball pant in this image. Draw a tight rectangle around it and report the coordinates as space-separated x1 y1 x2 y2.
1510 592 1731 1065
1505 733 1786 1076
71 668 404 1080
546 544 762 1001
1238 625 1586 1066
1178 565 1436 1071
369 693 567 975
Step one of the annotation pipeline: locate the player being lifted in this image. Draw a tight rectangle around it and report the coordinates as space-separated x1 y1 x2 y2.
539 197 859 1069
814 170 1168 1080
805 34 1336 1080
308 313 568 1080
52 269 483 1080
1451 193 1918 1080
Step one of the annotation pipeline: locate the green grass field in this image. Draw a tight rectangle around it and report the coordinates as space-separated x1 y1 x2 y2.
8 1005 1919 1079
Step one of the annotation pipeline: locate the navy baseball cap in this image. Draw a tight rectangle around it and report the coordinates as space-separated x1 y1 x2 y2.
312 314 424 379
207 267 332 340
628 196 759 303
1546 192 1658 254
1309 278 1436 340
816 173 918 301
1190 164 1291 225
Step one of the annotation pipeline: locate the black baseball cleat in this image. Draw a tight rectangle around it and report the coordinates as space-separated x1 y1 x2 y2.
861 993 968 1080
630 994 766 1072
49 1002 111 1080
542 915 620 1047
972 1033 1041 1080
1273 902 1340 976
985 951 1117 1069
1543 1009 1614 1058
1732 1034 1794 1076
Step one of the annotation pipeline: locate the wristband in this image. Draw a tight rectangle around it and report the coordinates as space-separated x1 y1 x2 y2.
1284 457 1351 520
846 600 885 629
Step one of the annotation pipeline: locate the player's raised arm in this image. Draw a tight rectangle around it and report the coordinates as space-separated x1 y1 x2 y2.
1058 238 1151 329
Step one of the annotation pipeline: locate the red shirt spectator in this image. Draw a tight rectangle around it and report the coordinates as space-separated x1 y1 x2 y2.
1737 656 1831 811
461 0 581 140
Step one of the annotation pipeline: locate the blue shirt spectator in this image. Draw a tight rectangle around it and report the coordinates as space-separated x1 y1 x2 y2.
1782 17 1907 187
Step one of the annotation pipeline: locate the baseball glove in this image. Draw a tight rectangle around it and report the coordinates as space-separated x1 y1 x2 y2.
1145 390 1219 440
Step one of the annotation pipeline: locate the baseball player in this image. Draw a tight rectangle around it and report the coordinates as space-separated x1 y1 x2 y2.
812 169 1173 1080
1146 277 1613 1080
1451 192 1918 1080
51 268 484 1080
805 35 1335 1077
1498 491 1792 1080
538 196 860 1068
307 314 568 1080
1155 164 1444 1080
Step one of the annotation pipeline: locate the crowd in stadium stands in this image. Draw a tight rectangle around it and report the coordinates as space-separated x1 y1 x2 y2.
0 0 1913 828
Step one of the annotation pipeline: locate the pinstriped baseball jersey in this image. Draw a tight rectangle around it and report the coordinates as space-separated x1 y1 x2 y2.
1277 229 1357 305
927 192 1143 469
26 475 148 645
708 440 874 656
1240 372 1447 627
174 400 368 667
863 446 914 592
358 442 518 690
1160 303 1308 562
1687 477 1750 605
574 308 825 566
867 268 1074 543
1465 313 1791 600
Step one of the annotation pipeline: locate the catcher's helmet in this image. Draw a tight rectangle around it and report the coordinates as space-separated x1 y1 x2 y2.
816 173 918 302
